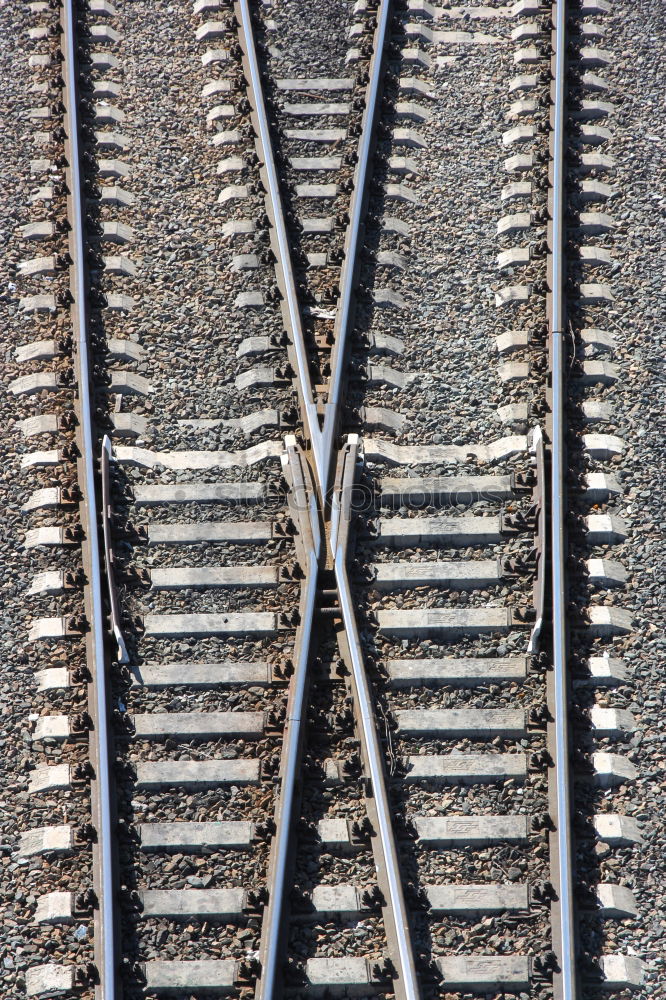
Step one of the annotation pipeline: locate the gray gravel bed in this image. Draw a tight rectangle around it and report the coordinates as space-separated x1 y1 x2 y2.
127 785 274 827
351 36 533 447
134 852 268 892
137 844 268 884
377 630 530 658
266 0 354 79
101 0 294 449
120 458 287 485
2 0 664 992
289 917 386 962
127 732 276 759
0 0 101 991
135 636 289 666
300 852 377 892
386 679 540 713
403 777 547 819
128 686 279 716
366 457 533 481
136 920 257 962
364 586 530 610
133 586 299 618
559 1 665 990
124 498 290 525
136 540 293 567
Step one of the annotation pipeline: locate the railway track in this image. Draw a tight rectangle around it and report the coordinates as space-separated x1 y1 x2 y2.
9 0 647 998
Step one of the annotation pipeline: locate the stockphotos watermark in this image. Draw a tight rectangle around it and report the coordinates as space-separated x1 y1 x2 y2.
255 483 511 514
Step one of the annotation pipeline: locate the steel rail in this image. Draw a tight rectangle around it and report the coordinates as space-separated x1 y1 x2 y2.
331 441 421 1000
256 441 321 1000
234 7 329 996
310 23 420 990
235 0 325 492
62 2 117 996
550 0 577 997
319 0 392 495
235 2 419 995
237 0 392 497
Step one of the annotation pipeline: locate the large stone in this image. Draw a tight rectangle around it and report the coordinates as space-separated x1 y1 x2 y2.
144 961 236 992
373 560 500 589
364 435 527 466
19 826 73 857
397 709 525 738
404 754 527 783
284 128 346 142
378 607 515 637
387 657 527 686
25 965 75 997
134 482 264 505
436 956 530 988
140 889 245 919
594 814 643 845
149 566 278 589
380 475 514 506
130 661 271 688
132 712 264 739
142 612 277 638
414 815 528 845
598 955 645 989
305 958 369 991
136 759 260 789
427 883 528 914
379 515 502 546
140 821 253 851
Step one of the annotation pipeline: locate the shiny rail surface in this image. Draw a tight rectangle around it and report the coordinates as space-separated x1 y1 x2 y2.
235 0 421 996
234 0 323 491
234 5 325 996
331 440 421 1000
62 0 117 996
319 0 392 495
256 440 321 1000
549 0 577 996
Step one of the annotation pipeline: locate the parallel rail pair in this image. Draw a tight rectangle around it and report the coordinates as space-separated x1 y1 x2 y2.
59 0 577 998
